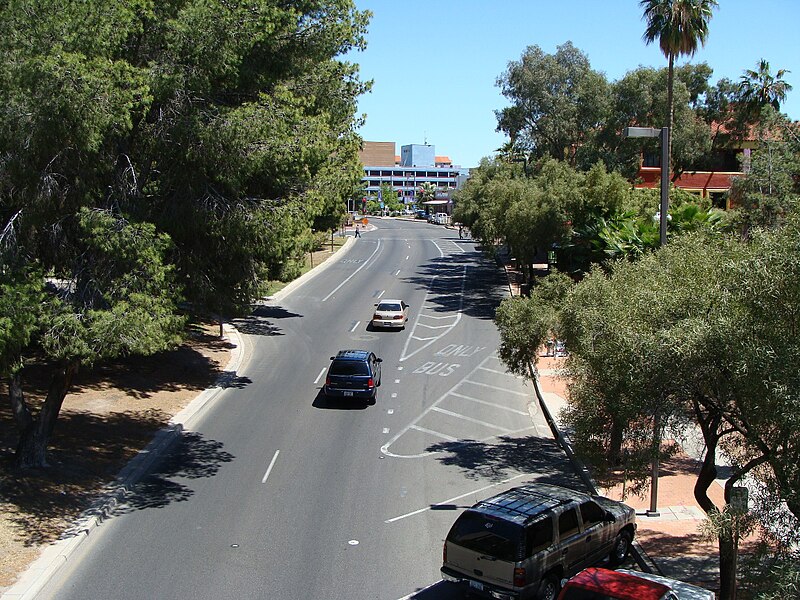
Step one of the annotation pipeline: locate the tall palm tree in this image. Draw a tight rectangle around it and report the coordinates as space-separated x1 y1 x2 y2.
739 58 793 111
640 0 718 161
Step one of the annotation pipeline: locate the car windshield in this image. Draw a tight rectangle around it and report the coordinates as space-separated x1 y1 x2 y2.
447 512 522 562
330 361 369 376
377 303 401 312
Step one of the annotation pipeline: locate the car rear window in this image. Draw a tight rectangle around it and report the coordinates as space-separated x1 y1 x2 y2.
330 361 370 376
446 511 523 562
377 303 401 312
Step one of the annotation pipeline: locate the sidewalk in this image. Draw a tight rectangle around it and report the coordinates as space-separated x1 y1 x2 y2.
502 263 732 594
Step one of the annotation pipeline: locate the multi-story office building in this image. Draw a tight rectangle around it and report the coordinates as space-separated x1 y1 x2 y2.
357 141 469 213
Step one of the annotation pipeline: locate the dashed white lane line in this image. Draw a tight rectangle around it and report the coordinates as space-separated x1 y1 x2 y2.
261 450 280 484
314 368 327 384
349 321 361 332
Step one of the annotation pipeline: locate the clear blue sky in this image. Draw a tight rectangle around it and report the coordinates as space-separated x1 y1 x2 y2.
345 0 800 169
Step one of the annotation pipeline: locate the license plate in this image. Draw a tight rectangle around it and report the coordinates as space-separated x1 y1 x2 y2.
343 391 353 397
469 581 484 591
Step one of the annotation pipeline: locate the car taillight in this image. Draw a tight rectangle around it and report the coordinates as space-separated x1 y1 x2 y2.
442 541 447 563
367 378 374 388
325 375 330 386
393 314 402 320
513 567 526 587
373 313 380 320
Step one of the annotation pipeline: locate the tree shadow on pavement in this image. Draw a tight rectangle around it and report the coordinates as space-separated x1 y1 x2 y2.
0 409 179 547
108 431 234 515
232 305 302 337
426 435 583 487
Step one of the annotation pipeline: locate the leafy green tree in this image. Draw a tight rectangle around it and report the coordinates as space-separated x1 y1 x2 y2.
497 227 800 599
729 108 800 235
11 209 185 468
495 42 610 165
0 0 371 468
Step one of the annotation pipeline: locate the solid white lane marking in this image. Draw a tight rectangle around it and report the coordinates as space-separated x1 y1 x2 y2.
394 269 400 276
314 368 327 384
431 407 511 432
409 424 458 442
448 392 530 415
478 366 525 377
385 473 528 523
322 239 382 302
399 261 466 362
261 450 280 484
462 379 529 396
349 321 361 332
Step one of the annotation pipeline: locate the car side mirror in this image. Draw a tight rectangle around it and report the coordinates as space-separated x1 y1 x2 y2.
376 358 383 363
330 357 335 361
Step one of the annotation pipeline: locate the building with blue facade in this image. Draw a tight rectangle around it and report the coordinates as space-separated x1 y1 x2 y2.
357 141 469 213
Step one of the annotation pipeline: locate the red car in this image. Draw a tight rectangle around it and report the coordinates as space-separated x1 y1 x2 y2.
558 567 714 600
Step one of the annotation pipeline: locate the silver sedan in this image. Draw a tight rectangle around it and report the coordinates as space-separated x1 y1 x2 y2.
371 299 409 329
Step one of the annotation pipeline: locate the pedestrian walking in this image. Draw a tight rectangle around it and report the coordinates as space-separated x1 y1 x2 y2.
354 225 361 238
458 226 463 239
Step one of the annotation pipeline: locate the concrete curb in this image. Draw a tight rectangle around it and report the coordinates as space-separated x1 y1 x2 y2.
3 230 359 599
2 325 245 600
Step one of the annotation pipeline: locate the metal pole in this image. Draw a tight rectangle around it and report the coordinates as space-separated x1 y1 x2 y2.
659 127 670 247
647 411 661 516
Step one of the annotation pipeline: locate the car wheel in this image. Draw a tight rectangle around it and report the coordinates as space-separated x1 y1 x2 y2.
608 530 632 566
537 574 560 600
368 396 376 405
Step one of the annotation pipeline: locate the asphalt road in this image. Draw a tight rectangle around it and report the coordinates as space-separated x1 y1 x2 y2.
37 218 581 600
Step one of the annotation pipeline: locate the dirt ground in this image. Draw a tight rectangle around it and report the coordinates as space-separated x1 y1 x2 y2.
0 320 233 592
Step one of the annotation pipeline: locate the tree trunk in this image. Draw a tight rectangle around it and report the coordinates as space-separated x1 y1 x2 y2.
692 402 738 599
8 372 32 431
718 530 737 600
608 418 624 466
14 360 79 469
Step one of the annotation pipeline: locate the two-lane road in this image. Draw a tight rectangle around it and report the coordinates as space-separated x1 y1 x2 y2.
38 218 580 600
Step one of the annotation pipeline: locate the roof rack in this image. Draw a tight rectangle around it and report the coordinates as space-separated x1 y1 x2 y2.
477 486 574 520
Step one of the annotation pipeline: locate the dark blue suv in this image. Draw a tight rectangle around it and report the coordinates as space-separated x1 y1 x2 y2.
324 350 382 404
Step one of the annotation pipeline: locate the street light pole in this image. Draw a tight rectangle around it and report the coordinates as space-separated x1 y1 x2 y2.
622 126 671 517
658 127 669 247
622 126 670 247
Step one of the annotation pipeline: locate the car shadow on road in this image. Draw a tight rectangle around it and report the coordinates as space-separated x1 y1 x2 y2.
311 389 369 410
